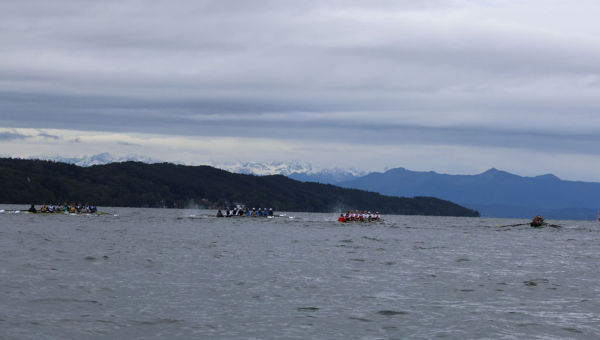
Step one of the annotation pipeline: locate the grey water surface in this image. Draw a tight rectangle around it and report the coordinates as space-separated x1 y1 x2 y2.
1 207 599 339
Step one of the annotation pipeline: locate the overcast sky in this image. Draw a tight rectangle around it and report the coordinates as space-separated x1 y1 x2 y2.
2 0 600 181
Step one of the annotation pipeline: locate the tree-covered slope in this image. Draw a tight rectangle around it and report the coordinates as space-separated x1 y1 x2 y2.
0 158 479 216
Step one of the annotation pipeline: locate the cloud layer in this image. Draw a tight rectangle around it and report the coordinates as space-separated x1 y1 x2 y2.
2 1 600 180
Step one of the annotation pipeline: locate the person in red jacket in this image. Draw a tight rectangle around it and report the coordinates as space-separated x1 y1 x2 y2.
338 214 347 223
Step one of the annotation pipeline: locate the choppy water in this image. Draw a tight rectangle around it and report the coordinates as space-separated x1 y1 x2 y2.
1 206 599 339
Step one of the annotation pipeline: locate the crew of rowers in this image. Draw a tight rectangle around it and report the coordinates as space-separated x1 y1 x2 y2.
28 202 98 213
531 215 545 227
216 207 274 217
338 210 380 222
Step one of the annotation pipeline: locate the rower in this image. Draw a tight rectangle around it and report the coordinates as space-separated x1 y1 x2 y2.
338 214 346 222
531 215 545 227
90 204 97 213
216 209 224 217
41 203 49 213
28 204 37 213
269 208 274 216
251 208 257 217
48 204 56 213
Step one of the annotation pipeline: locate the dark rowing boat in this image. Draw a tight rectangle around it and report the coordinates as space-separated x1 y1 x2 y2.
25 211 110 216
338 219 385 223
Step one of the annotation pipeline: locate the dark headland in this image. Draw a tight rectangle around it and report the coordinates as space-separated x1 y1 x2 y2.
0 158 479 217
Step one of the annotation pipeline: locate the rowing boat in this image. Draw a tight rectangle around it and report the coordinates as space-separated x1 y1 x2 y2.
187 214 297 219
338 219 385 223
25 211 111 216
499 220 561 229
217 214 289 218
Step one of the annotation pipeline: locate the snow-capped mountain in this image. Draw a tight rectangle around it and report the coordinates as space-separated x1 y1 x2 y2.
214 160 315 176
28 153 164 167
214 161 368 184
26 154 369 184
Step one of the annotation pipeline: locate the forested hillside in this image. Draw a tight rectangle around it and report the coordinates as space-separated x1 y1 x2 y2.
0 158 479 216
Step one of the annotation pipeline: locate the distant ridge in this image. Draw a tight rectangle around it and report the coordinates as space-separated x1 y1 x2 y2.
28 153 165 167
338 167 600 220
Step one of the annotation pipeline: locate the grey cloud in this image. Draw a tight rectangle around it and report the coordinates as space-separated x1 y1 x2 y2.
37 131 61 140
0 130 30 141
5 98 596 157
117 141 141 146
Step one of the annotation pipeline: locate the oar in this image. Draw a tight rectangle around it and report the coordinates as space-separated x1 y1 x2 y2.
546 224 562 229
498 222 529 228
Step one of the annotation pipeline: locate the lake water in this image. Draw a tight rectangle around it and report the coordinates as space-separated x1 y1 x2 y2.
1 207 599 339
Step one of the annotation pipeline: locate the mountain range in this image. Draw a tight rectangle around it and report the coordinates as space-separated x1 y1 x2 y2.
29 154 367 184
29 153 165 167
213 161 367 184
337 167 600 220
